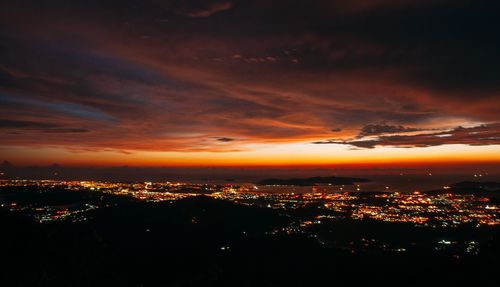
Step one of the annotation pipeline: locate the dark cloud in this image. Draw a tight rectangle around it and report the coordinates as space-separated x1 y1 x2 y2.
314 124 500 149
358 124 421 137
0 120 89 134
0 120 59 129
42 128 90 133
216 137 235 142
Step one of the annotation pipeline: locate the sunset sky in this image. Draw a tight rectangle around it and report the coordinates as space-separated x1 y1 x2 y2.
1 0 499 168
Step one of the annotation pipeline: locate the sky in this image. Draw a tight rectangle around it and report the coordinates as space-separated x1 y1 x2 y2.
0 0 499 169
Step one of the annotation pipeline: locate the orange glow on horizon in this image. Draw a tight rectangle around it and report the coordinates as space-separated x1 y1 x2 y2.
2 143 500 169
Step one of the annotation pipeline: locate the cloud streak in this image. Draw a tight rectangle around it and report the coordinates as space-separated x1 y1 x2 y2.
176 1 233 18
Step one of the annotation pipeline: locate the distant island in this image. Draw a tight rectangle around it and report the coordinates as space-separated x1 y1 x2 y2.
424 181 500 199
257 176 370 186
449 181 500 199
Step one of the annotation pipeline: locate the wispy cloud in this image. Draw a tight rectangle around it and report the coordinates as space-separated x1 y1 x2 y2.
178 1 233 18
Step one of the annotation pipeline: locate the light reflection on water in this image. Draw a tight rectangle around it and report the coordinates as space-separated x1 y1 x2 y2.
220 173 500 194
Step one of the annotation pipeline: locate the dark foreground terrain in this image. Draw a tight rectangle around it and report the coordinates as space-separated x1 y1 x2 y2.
1 185 499 287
